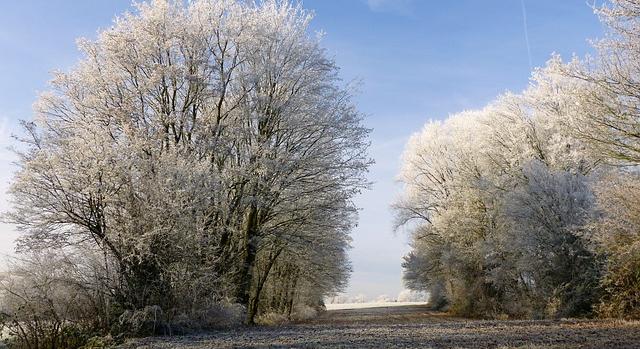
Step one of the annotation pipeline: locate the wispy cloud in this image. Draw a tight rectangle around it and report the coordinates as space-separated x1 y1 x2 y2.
520 0 533 69
365 0 414 16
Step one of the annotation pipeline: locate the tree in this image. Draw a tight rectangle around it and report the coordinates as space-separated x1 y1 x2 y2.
558 0 640 164
395 69 603 318
502 161 600 317
5 0 370 335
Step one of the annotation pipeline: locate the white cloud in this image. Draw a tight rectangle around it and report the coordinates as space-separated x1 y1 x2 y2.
365 0 414 15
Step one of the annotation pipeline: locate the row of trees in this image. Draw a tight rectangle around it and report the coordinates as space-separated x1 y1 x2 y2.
0 0 371 347
396 0 640 319
326 290 428 304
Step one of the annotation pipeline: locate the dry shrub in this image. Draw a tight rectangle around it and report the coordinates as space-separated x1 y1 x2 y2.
117 306 168 337
171 302 244 332
255 312 289 326
590 174 640 319
291 305 317 321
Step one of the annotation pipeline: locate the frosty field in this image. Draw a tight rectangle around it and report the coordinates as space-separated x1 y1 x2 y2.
118 304 640 349
324 301 427 310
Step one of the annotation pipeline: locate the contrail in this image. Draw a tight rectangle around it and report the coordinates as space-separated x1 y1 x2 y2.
520 0 533 70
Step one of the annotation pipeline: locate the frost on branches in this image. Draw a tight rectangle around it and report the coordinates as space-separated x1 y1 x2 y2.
2 0 371 340
396 0 640 319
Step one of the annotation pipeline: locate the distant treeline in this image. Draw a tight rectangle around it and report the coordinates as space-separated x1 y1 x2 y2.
396 0 640 319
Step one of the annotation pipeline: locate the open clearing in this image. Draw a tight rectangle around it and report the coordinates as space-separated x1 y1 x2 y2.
119 305 640 348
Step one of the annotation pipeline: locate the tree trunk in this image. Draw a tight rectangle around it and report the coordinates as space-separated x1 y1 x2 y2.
246 247 283 324
238 203 259 324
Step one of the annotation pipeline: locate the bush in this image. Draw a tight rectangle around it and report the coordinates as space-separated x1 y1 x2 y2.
590 174 640 319
0 251 110 349
255 312 289 326
117 306 168 337
597 251 640 319
291 305 317 321
170 302 244 332
254 304 318 325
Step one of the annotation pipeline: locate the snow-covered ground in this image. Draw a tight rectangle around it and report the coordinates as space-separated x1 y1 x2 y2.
325 301 427 310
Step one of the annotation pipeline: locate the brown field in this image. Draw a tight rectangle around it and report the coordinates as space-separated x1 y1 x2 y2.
118 305 640 348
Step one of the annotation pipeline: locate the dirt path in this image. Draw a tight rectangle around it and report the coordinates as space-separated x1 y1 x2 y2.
119 305 640 348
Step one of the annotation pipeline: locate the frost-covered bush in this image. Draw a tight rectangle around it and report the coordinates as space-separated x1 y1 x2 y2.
589 174 640 319
291 305 318 321
255 312 290 326
0 251 109 349
117 306 167 337
255 305 316 325
171 302 244 332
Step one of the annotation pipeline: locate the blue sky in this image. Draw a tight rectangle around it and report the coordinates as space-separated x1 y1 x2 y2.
0 0 603 300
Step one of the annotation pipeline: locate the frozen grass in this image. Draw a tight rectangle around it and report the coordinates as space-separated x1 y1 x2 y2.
117 305 640 348
325 301 427 310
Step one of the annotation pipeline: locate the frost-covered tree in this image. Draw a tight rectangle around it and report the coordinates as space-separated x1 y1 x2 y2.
551 0 640 318
396 71 603 318
397 289 428 302
352 294 366 303
4 0 370 333
559 0 640 164
501 161 600 317
396 110 507 316
396 0 640 319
